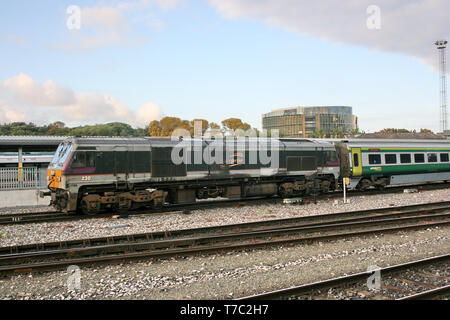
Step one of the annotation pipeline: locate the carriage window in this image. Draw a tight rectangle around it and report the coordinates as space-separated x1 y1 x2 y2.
353 153 359 167
369 154 381 165
385 154 397 164
400 154 411 164
440 153 449 162
414 154 425 163
428 153 438 163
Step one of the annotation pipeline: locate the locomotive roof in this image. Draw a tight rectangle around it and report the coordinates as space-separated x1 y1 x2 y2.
68 137 170 145
64 136 335 148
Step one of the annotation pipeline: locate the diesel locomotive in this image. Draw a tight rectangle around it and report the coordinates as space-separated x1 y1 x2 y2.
41 137 450 214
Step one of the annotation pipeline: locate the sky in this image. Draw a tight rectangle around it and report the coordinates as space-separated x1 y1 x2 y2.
0 0 448 132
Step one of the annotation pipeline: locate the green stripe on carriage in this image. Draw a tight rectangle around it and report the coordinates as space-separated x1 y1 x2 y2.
360 148 450 152
361 163 450 176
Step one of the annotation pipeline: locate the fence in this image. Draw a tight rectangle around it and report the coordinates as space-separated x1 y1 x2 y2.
0 167 41 190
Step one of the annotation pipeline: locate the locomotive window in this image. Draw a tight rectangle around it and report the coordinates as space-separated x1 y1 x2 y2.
440 153 449 162
71 152 85 168
427 153 438 163
353 153 359 167
414 154 425 163
71 151 95 168
368 154 381 165
327 151 338 162
400 154 411 164
385 154 397 164
86 152 95 167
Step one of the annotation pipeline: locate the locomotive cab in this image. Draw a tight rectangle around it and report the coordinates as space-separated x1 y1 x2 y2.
40 140 75 212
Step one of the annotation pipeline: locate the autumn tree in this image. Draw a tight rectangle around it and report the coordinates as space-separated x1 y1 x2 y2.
209 122 220 130
148 120 162 136
377 128 410 134
221 118 252 131
191 119 209 135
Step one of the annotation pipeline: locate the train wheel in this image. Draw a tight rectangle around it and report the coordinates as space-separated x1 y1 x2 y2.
80 199 100 215
358 179 371 191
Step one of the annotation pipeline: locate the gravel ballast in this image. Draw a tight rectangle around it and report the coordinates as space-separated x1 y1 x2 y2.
0 189 449 300
0 225 448 300
0 188 449 247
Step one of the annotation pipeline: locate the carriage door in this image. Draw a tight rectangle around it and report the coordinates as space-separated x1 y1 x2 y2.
114 146 129 185
351 148 362 177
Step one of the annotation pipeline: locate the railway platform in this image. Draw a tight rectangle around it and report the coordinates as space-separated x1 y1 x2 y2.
0 189 50 208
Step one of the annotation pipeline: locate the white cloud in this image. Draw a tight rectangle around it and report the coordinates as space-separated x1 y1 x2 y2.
0 103 27 123
60 1 181 49
118 0 181 11
2 73 75 106
60 5 133 49
210 0 449 68
0 73 162 127
135 102 164 126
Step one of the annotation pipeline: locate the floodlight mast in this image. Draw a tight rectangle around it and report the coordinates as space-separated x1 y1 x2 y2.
435 40 448 133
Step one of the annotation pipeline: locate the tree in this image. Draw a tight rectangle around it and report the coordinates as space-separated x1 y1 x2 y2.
349 128 361 136
308 128 326 138
377 128 410 134
191 119 209 135
160 117 182 131
330 128 344 138
148 120 162 137
221 118 252 132
209 122 220 130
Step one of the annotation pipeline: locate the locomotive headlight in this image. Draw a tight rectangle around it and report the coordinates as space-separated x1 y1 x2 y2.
51 170 55 176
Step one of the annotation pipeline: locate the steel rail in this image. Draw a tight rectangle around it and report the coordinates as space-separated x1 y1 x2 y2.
236 254 450 300
396 284 450 300
1 200 449 255
1 181 449 225
0 196 278 226
0 213 449 276
0 212 64 225
1 211 448 263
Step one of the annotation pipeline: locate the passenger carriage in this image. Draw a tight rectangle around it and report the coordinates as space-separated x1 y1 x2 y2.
336 139 450 190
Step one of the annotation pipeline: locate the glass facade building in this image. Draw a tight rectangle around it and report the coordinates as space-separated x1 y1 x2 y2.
262 106 357 138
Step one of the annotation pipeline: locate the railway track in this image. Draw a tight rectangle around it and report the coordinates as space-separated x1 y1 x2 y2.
1 181 450 226
236 254 450 300
0 201 449 276
0 197 278 226
0 211 68 225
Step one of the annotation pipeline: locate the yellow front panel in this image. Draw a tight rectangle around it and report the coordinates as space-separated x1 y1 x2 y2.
47 169 62 189
351 148 362 176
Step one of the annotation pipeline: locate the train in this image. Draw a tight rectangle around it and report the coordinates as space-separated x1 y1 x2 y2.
0 152 54 167
41 137 450 214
